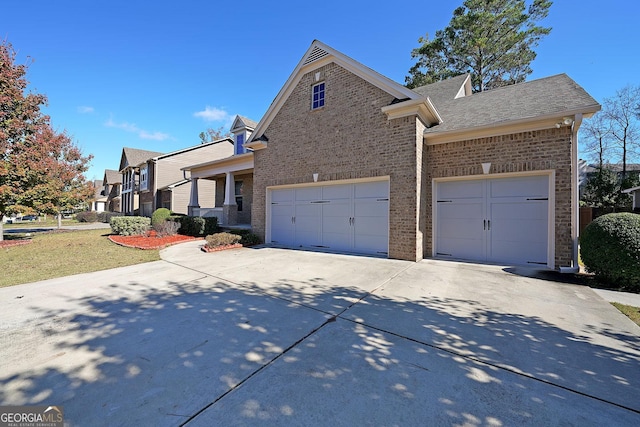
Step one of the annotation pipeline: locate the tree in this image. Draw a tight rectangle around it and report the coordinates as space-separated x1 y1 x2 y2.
603 85 640 179
198 126 231 143
581 112 612 169
406 0 552 92
0 40 93 240
581 167 620 209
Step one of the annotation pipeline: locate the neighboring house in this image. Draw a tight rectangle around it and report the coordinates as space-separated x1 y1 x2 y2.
103 169 122 212
183 115 256 226
119 141 234 216
120 148 164 216
90 179 105 212
622 186 640 211
148 139 234 215
188 40 600 270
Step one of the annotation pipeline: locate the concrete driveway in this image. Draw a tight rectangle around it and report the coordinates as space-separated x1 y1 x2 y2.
1 242 639 426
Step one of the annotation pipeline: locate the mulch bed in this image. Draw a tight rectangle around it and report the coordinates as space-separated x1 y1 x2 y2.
201 243 243 253
108 232 202 250
0 239 33 249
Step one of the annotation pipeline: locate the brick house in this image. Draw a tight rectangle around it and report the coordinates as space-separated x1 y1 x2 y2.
192 41 601 271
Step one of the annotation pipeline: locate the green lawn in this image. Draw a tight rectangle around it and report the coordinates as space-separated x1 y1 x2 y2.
0 229 160 287
3 217 79 229
612 302 640 327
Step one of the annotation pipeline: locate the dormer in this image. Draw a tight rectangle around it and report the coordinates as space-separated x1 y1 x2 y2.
230 115 257 156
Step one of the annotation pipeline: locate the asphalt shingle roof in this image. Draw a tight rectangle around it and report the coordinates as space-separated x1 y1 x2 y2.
103 169 121 184
414 74 600 134
120 147 164 171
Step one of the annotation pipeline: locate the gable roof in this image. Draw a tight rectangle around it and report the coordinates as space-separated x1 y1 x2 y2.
412 74 472 105
422 74 600 143
119 147 164 171
231 115 258 133
103 169 121 184
248 40 441 148
152 138 233 161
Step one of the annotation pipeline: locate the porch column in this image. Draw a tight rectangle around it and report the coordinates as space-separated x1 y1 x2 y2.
188 177 200 216
223 171 237 225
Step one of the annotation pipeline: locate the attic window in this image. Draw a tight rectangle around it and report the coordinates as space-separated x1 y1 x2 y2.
312 82 325 110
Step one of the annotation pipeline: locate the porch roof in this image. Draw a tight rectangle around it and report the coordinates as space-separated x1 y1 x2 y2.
183 152 254 179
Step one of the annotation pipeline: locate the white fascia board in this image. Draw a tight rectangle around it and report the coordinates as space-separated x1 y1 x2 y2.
425 105 601 145
381 97 442 127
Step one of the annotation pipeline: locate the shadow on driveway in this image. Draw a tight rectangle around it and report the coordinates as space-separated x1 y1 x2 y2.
1 265 639 426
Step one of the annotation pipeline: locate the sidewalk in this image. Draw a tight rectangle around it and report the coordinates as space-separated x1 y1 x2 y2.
593 288 640 307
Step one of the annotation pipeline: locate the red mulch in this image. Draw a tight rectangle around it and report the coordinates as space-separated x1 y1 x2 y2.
0 239 33 249
108 232 203 250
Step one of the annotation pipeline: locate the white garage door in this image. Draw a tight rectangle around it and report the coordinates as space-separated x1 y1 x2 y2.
269 181 389 256
436 175 550 266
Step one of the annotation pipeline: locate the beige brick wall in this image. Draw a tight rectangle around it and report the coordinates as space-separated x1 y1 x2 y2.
423 127 574 268
252 62 424 261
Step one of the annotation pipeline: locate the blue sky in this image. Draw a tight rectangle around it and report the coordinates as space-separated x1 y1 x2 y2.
3 1 638 180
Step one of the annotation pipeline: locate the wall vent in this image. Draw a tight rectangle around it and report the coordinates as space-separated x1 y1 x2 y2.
303 46 329 65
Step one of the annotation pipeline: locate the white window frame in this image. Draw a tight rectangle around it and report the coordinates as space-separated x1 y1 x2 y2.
311 82 325 110
140 165 148 191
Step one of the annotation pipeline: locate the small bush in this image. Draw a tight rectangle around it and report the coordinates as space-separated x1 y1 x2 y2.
229 229 262 246
97 212 123 223
170 216 219 236
153 220 181 237
580 213 640 291
151 208 172 226
110 216 151 236
76 211 98 223
205 232 242 248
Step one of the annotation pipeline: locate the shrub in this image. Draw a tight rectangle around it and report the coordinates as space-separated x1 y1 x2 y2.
110 216 151 236
151 208 172 226
170 216 219 236
153 220 181 237
76 211 98 223
205 232 242 248
229 229 262 246
580 213 640 290
97 212 123 223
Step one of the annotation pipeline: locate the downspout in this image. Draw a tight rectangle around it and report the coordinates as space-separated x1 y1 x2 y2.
560 113 583 274
152 158 158 211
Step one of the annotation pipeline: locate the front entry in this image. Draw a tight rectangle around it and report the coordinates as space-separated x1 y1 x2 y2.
435 174 551 267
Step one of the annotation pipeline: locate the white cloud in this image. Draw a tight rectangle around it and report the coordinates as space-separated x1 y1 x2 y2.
104 117 171 141
77 106 95 114
193 106 231 122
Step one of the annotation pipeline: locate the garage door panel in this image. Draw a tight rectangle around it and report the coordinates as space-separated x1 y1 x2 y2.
436 175 550 267
489 175 548 198
354 199 388 217
437 237 485 260
489 240 548 265
272 189 294 203
322 184 352 200
269 181 389 256
294 203 321 247
491 201 548 220
438 180 484 199
354 181 389 199
271 204 294 245
295 187 322 201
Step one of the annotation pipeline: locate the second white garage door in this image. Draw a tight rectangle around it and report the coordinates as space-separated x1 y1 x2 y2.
435 174 551 267
269 180 389 256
